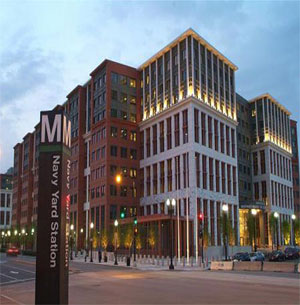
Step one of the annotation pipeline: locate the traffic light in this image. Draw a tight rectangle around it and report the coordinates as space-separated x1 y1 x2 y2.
120 212 125 219
134 227 138 236
133 217 137 226
199 213 204 222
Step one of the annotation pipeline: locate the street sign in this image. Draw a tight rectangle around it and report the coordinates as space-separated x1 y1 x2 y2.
35 107 71 305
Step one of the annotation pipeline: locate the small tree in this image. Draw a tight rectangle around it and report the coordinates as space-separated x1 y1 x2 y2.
101 229 109 257
229 226 236 247
123 224 133 257
148 225 157 253
203 226 211 248
294 219 300 246
92 230 98 249
136 234 142 254
282 220 291 245
246 211 255 248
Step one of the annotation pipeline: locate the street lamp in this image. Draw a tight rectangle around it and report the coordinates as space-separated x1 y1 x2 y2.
166 198 176 270
90 222 94 262
274 212 279 250
21 229 26 251
251 209 257 252
31 228 35 235
70 224 74 260
115 174 122 184
222 204 229 261
114 220 119 265
291 214 296 246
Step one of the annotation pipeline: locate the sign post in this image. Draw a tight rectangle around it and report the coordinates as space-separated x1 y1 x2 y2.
35 107 71 305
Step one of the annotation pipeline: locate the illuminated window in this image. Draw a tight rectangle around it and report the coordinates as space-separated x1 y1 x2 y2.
121 93 127 103
130 131 137 141
252 109 256 117
130 113 136 123
120 75 127 85
121 128 127 139
146 75 149 84
130 96 136 104
129 78 136 88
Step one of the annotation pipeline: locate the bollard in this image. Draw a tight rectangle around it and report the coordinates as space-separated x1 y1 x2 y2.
183 257 185 267
206 257 208 268
191 256 194 267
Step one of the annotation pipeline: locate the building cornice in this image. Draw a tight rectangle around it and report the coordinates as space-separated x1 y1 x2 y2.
138 28 238 71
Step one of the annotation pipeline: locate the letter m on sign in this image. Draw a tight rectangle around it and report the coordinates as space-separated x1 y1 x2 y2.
41 114 62 144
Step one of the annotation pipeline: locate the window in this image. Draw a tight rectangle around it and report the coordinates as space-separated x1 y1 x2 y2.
195 153 200 188
140 131 144 159
153 164 158 195
111 108 118 118
130 113 136 122
160 161 165 193
110 205 117 219
111 90 118 100
121 147 127 158
231 129 235 158
110 145 117 157
227 164 231 195
129 78 136 88
121 93 127 104
174 113 180 147
121 167 127 177
205 116 212 150
146 166 151 196
111 72 118 83
110 165 117 176
110 185 117 196
260 150 266 174
201 113 206 146
130 168 137 178
233 166 237 196
183 110 188 143
146 128 150 157
167 117 172 149
226 126 230 156
130 130 137 142
120 75 127 85
209 158 214 191
130 149 137 160
216 160 220 192
167 159 172 192
214 120 219 151
202 155 207 189
121 111 127 120
159 121 165 152
253 152 258 176
130 96 136 104
221 162 225 193
152 125 157 155
121 128 127 139
120 186 127 197
111 127 118 137
254 183 259 200
194 109 199 143
220 123 224 153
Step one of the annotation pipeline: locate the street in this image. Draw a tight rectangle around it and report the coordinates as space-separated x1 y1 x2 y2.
0 254 299 304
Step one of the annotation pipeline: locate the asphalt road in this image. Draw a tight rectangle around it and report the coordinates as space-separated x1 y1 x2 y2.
1 254 299 304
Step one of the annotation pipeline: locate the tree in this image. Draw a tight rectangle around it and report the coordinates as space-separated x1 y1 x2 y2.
202 226 211 248
282 220 291 245
148 225 157 253
229 226 236 247
101 229 109 255
123 224 133 257
92 229 98 249
136 235 142 254
221 213 231 247
294 219 300 246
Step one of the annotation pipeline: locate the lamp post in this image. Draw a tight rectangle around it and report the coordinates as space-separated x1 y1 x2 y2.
21 229 26 252
166 198 176 270
291 214 296 246
70 224 74 260
274 212 279 250
114 219 119 265
90 222 94 262
251 209 257 252
222 204 229 261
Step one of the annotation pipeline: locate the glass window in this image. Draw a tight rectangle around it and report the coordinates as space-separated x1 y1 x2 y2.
121 128 127 139
129 78 136 88
130 131 137 141
111 127 118 137
130 96 136 104
111 72 118 83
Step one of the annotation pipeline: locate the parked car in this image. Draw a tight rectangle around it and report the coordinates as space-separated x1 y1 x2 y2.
250 252 265 262
6 246 20 256
284 247 299 260
269 250 285 262
232 252 250 261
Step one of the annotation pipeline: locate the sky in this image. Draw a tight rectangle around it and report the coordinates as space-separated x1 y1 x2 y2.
0 0 299 173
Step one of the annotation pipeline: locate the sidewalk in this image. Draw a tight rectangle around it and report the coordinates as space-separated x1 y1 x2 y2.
71 253 210 271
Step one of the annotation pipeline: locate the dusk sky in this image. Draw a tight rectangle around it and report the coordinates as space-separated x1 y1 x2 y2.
0 0 299 173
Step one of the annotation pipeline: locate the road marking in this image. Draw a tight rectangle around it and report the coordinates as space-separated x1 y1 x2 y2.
0 273 17 280
10 271 19 274
1 294 25 305
3 265 35 274
0 277 35 286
